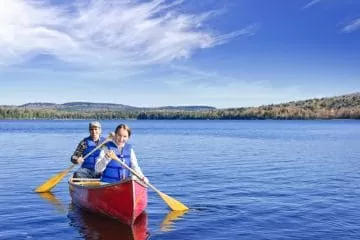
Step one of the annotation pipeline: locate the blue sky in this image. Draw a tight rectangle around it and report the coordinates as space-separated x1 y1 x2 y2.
0 0 359 108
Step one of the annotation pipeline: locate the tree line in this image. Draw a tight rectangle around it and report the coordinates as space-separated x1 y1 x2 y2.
2 93 360 120
1 105 360 120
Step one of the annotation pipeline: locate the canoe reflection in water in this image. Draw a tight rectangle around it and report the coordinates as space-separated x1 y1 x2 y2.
67 203 150 240
36 192 187 239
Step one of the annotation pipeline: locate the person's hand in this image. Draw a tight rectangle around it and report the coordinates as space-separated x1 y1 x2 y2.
142 176 149 184
130 175 149 184
105 150 117 160
77 156 84 164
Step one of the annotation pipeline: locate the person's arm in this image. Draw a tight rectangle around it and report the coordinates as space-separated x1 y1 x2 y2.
130 149 148 183
71 139 87 164
95 149 111 174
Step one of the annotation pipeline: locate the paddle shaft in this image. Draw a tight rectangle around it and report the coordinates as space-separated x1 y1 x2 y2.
81 138 111 162
112 156 157 191
34 134 113 193
111 156 189 211
67 138 111 169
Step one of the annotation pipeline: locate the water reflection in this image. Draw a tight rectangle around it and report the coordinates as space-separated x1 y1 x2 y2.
36 192 187 238
37 192 67 213
160 210 188 232
67 203 150 240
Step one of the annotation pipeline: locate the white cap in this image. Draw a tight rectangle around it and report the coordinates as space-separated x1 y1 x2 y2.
89 121 101 129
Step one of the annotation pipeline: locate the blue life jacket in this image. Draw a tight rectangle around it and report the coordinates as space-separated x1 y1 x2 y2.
101 142 132 183
81 136 105 170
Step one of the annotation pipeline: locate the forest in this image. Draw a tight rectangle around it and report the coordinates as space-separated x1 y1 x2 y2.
1 93 360 120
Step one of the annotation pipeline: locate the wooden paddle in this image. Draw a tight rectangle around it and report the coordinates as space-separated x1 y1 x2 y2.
34 133 114 193
110 153 189 211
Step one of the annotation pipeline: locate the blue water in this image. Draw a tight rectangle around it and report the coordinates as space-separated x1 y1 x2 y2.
0 120 359 239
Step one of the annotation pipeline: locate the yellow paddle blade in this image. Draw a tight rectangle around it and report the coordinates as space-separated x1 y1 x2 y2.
158 191 189 211
34 165 75 193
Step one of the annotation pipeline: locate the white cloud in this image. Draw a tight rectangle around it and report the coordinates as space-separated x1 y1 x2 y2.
303 0 322 9
342 18 360 33
0 0 250 68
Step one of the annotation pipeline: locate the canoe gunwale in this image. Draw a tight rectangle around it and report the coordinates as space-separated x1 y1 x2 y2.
69 177 148 189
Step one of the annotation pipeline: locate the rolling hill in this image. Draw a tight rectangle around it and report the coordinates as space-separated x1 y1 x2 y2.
1 92 360 120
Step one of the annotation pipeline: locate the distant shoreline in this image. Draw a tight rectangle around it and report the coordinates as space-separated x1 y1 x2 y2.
1 92 360 120
0 117 358 121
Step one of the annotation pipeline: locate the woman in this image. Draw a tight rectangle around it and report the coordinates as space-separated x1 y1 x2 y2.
95 124 148 183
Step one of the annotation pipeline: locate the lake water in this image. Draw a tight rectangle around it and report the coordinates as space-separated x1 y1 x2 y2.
0 120 359 239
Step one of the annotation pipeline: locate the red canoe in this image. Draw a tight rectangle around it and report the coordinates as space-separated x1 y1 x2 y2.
69 177 148 225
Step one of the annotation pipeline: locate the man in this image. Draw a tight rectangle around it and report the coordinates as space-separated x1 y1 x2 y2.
71 121 105 178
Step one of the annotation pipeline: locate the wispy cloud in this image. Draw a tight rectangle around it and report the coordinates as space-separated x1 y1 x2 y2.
0 0 251 68
341 18 360 33
156 64 308 108
302 0 323 9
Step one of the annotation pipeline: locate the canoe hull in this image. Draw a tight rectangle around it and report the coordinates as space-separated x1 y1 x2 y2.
69 178 148 225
